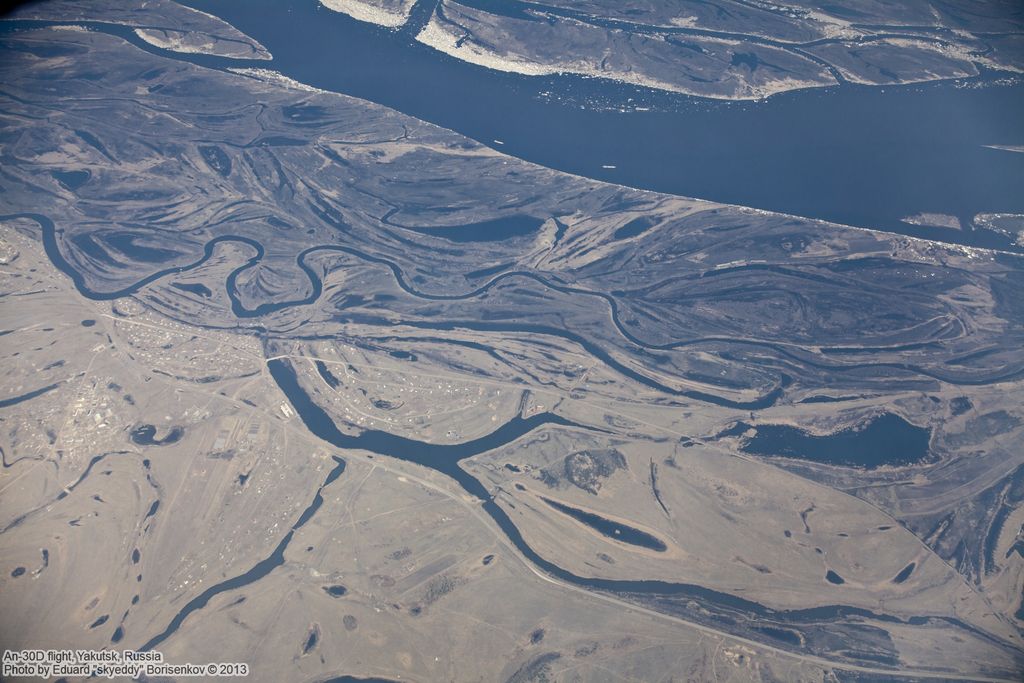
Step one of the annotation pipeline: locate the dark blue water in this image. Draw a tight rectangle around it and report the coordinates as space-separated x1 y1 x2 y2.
140 456 347 651
739 413 931 468
24 335 991 657
754 626 802 647
393 215 545 242
541 496 667 551
893 563 915 584
266 358 575 495
7 7 1022 249
129 424 184 446
0 383 58 409
171 282 212 298
2 9 1019 655
15 210 1011 415
178 0 1024 250
11 212 789 408
265 357 998 647
315 360 341 389
302 628 319 653
613 216 658 240
104 232 182 262
50 169 89 190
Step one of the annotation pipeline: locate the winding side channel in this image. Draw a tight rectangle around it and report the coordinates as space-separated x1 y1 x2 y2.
12 212 1017 662
266 358 1011 658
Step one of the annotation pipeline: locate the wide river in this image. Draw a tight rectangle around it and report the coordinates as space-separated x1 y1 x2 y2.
180 0 1024 250
4 8 1021 661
